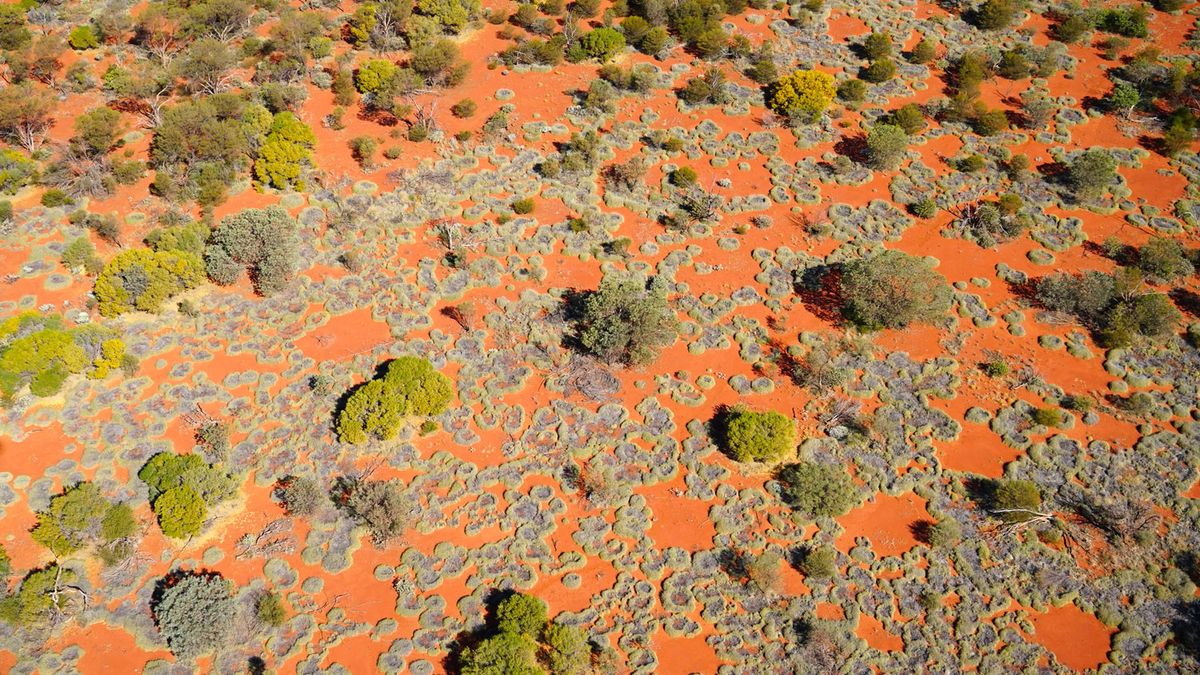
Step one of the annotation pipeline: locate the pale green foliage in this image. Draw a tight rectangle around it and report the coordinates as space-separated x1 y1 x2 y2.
0 312 127 398
138 452 238 538
253 112 315 190
497 593 547 636
776 461 860 517
152 572 236 657
31 482 130 557
94 248 206 317
205 207 299 296
0 148 37 195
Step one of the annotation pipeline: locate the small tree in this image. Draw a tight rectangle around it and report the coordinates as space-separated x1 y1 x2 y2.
865 124 908 170
276 476 325 516
1066 149 1117 203
336 356 454 444
205 207 299 296
576 273 679 366
776 461 860 517
993 479 1041 523
719 408 796 463
839 250 952 330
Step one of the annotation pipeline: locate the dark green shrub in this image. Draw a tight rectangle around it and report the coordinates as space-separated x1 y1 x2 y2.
256 591 287 626
41 189 73 208
839 250 952 330
1031 407 1064 427
836 78 867 103
798 544 836 577
909 38 936 63
576 273 679 366
497 593 547 636
451 98 478 118
865 124 908 170
927 518 961 547
911 198 937 219
993 479 1041 522
860 57 896 83
512 197 536 214
776 461 858 517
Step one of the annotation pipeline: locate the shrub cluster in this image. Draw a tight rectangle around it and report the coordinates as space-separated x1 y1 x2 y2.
336 356 454 444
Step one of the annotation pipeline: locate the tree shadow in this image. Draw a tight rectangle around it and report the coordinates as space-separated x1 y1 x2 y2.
1170 288 1200 318
833 134 868 164
909 519 934 545
795 265 845 325
442 588 514 672
964 477 999 511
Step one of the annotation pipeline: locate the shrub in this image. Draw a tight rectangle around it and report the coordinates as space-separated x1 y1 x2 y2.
860 58 896 83
1096 5 1148 37
839 250 952 330
41 189 73 208
256 591 287 626
956 154 986 172
68 25 100 50
1031 407 1064 427
766 70 837 117
670 166 698 187
336 356 454 444
747 551 784 593
497 593 548 636
451 98 477 118
459 632 540 674
334 477 410 545
511 197 536 214
982 358 1009 377
349 136 379 169
927 518 961 547
993 479 1041 522
577 26 625 62
276 476 324 515
0 565 77 627
151 571 236 658
138 452 238 537
576 273 680 366
0 149 38 195
1136 237 1194 282
974 0 1024 30
1066 149 1117 203
718 408 795 463
31 483 129 556
94 248 206 317
253 112 315 190
911 198 937 219
836 78 866 103
356 59 398 94
61 236 99 271
205 207 299 296
152 485 207 538
885 104 926 134
798 544 836 577
776 462 859 517
909 38 936 63
544 622 590 675
861 31 892 60
865 124 908 170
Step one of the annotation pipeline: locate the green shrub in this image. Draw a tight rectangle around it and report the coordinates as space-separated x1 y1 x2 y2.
840 250 952 330
860 57 896 83
138 452 238 537
577 26 625 62
336 356 454 444
911 198 937 219
0 149 37 195
256 591 287 626
512 197 536 214
993 479 1041 522
204 207 299 296
982 358 1009 377
719 408 795 463
497 593 547 636
1066 148 1117 202
94 248 205 317
41 189 73 208
356 59 398 94
927 518 961 547
865 124 907 170
1030 407 1064 427
451 98 478 118
798 544 836 577
276 476 325 515
253 111 315 190
776 461 859 517
459 631 540 674
670 166 698 187
0 565 77 627
974 0 1024 29
909 38 936 63
576 273 680 366
31 483 130 556
68 25 99 50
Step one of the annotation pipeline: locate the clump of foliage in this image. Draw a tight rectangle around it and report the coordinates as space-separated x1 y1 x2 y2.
865 124 908 170
1036 268 1181 347
336 356 454 444
253 111 316 190
151 571 236 658
575 273 679 366
839 250 952 330
716 407 796 463
256 590 287 627
457 592 592 675
0 312 129 399
0 565 80 627
776 461 860 517
993 479 1042 523
275 476 325 516
204 207 299 296
765 70 836 119
1065 149 1117 203
572 26 625 62
31 483 135 557
138 453 239 539
332 477 411 546
94 248 205 317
